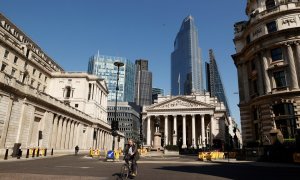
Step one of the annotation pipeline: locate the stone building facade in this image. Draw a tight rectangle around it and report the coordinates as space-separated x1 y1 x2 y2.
0 13 123 155
232 0 300 145
142 93 229 149
107 102 140 142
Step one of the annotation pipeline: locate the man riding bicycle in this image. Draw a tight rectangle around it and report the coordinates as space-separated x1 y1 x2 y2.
124 139 139 177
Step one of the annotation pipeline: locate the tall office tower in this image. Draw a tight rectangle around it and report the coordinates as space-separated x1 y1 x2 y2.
134 59 152 106
206 49 231 116
171 15 203 95
232 0 300 146
88 53 135 102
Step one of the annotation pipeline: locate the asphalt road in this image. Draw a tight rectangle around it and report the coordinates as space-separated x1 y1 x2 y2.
0 155 299 180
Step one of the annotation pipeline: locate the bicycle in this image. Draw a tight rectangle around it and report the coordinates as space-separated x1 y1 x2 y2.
120 160 138 179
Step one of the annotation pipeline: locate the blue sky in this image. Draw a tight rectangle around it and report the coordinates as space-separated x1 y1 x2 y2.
0 0 248 127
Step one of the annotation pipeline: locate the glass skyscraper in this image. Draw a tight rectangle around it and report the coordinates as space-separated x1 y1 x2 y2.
88 53 135 102
171 15 203 95
206 49 231 116
135 59 152 106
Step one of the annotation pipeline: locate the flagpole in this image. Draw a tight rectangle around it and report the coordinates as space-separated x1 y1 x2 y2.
178 73 180 95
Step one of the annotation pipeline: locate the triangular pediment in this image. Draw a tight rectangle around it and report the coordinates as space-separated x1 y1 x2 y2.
147 96 215 111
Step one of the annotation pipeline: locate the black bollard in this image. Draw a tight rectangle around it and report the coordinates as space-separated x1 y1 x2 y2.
44 148 47 156
37 148 40 157
32 149 35 158
4 149 8 160
51 148 53 156
17 149 21 159
26 149 29 158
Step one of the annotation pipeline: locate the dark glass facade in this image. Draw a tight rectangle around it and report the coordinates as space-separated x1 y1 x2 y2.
206 49 231 116
171 15 203 95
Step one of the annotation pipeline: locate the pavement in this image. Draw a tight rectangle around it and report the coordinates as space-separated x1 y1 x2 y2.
0 154 299 180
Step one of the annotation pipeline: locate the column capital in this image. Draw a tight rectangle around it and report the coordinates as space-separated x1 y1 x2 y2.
284 41 293 47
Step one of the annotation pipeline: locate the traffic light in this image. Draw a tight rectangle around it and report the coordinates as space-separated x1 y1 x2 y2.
140 133 143 141
111 121 119 131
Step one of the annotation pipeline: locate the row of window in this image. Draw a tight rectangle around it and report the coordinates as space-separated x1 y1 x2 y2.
252 102 297 139
1 62 47 92
250 69 287 96
247 20 278 45
107 112 133 117
2 49 48 82
107 106 131 111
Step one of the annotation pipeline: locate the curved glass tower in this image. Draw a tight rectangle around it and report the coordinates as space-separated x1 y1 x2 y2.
171 15 203 95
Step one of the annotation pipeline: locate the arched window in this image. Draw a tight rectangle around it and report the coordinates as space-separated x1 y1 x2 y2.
65 86 71 98
266 0 276 10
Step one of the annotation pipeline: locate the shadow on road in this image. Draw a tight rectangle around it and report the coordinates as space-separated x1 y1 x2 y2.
155 163 300 179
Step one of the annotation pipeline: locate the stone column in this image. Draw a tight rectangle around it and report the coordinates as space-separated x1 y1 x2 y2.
164 115 168 146
64 120 71 149
201 115 206 147
237 64 245 101
56 117 63 149
286 43 299 89
255 56 264 95
173 115 177 145
261 51 271 93
69 121 75 149
192 115 196 148
146 116 151 146
295 42 300 85
50 115 58 148
182 115 187 148
242 64 250 101
210 115 214 145
60 119 67 149
73 122 78 148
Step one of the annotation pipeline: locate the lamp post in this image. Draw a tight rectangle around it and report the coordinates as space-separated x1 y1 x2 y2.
112 61 124 152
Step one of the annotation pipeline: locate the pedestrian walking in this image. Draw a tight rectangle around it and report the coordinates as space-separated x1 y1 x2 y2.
75 145 79 155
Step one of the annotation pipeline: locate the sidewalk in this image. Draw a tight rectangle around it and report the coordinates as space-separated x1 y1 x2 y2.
210 158 300 168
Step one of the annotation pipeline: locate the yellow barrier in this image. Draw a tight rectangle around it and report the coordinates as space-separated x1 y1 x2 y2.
199 151 226 161
138 148 148 156
89 149 100 157
114 150 120 161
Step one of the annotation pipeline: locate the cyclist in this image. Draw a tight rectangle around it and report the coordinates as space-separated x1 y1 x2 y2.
124 139 139 177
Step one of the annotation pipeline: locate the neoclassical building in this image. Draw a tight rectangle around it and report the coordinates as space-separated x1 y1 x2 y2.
232 0 300 145
142 93 229 149
0 13 123 156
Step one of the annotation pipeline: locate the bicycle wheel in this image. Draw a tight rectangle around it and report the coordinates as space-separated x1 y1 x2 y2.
120 164 129 179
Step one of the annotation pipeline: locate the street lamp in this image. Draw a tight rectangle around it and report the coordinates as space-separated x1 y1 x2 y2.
112 61 124 152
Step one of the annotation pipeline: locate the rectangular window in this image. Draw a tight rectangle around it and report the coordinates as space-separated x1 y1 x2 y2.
37 83 41 90
31 79 35 86
11 69 16 77
33 68 36 75
39 72 42 78
1 63 7 71
270 47 283 61
45 76 47 82
266 21 277 33
246 35 251 44
4 50 9 59
273 103 294 116
273 71 287 88
14 56 18 64
75 104 79 108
